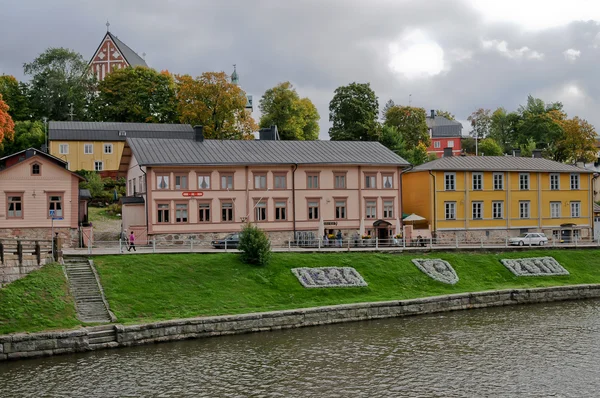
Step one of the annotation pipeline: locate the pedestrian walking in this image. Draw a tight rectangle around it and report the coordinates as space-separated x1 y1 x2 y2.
336 230 343 248
128 231 136 252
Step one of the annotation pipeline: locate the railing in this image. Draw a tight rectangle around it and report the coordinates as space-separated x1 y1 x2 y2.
65 235 600 256
0 239 54 265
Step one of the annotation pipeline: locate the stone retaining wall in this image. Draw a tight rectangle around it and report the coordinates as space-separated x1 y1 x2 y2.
3 284 600 361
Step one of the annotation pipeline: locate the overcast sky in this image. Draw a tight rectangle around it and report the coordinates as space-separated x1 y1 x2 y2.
2 0 600 139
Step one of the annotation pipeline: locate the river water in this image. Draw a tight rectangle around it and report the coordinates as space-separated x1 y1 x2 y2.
2 299 600 397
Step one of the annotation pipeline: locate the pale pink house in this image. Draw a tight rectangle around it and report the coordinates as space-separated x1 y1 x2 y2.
119 127 410 244
0 149 89 246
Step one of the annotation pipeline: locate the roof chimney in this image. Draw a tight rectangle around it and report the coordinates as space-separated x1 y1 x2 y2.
194 125 204 142
259 125 280 140
532 149 542 158
430 110 435 119
512 148 521 157
443 147 453 157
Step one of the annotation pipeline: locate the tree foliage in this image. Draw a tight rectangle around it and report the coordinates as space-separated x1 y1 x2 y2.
0 94 15 152
259 82 320 140
381 99 395 119
383 105 430 148
93 67 178 123
489 107 520 153
24 47 95 121
329 82 379 141
555 117 597 163
239 222 272 266
0 120 45 157
77 170 105 199
177 72 257 139
435 109 455 120
378 125 429 166
0 75 30 121
478 138 504 156
467 108 492 139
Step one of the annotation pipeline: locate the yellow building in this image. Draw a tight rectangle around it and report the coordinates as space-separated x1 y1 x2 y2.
48 122 194 175
402 156 595 242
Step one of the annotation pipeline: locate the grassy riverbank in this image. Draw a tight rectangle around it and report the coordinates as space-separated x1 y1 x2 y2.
0 264 79 334
93 249 600 324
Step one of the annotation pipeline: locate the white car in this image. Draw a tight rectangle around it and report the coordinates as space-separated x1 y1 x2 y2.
509 233 548 246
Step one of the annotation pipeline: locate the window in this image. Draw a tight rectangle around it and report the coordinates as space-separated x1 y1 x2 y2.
59 144 69 154
308 200 319 220
445 202 456 220
307 174 319 189
550 174 560 190
383 200 394 218
198 202 211 222
493 173 504 190
221 174 234 190
570 174 580 190
255 201 267 221
103 143 113 154
174 175 188 190
434 141 441 148
94 161 103 171
519 173 530 190
157 203 170 223
519 201 530 219
492 201 503 219
129 179 134 195
444 173 455 191
571 202 581 217
175 203 188 223
198 175 211 189
447 140 454 148
365 174 376 189
382 174 393 189
221 202 234 222
472 202 483 219
472 173 483 190
273 174 286 189
138 176 144 193
157 175 170 190
334 173 347 189
31 163 40 175
365 200 377 219
550 202 561 218
7 195 23 218
275 201 287 220
48 195 63 217
254 174 267 190
84 144 93 154
335 200 347 219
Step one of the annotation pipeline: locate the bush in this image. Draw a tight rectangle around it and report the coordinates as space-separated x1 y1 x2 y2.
106 203 122 216
238 223 271 266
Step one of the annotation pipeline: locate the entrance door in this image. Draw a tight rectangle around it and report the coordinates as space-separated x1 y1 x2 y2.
377 228 388 244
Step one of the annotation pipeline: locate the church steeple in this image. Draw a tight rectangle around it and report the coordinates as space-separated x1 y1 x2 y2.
231 64 239 85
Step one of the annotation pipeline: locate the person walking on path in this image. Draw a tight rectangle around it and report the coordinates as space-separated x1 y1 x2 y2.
128 231 136 252
336 230 343 247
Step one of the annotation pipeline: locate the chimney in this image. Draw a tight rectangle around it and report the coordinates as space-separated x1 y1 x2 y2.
259 125 280 140
532 149 542 158
430 110 435 119
443 147 453 157
512 148 521 157
194 125 204 142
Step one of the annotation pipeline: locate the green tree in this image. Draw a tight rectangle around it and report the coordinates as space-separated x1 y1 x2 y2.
478 138 504 156
259 82 320 140
93 67 178 123
24 47 95 121
435 109 455 120
467 108 492 139
0 120 45 156
78 171 104 199
329 82 379 141
384 105 430 148
516 95 565 158
0 75 30 121
378 125 429 166
239 222 272 266
555 117 597 163
381 99 395 119
489 107 520 152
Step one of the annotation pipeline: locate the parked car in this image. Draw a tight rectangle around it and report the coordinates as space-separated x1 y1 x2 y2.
211 233 240 249
509 233 548 246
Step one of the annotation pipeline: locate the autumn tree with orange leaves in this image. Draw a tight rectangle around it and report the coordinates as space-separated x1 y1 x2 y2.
0 94 16 152
176 72 257 140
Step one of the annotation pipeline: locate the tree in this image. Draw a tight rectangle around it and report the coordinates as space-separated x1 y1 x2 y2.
489 107 520 152
0 94 15 153
378 125 429 166
381 99 395 119
478 138 504 156
384 105 430 148
93 67 178 123
329 82 379 141
0 75 30 121
467 108 492 139
177 72 257 139
435 109 455 120
517 96 565 158
259 82 320 140
461 137 476 154
555 117 597 163
0 120 45 157
24 48 95 121
239 222 271 266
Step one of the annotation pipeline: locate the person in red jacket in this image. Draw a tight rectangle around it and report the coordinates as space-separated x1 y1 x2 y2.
128 231 136 252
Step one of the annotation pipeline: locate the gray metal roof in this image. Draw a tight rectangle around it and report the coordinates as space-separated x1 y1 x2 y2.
426 116 463 138
108 33 148 67
412 156 594 173
49 121 194 141
127 138 410 167
594 203 600 213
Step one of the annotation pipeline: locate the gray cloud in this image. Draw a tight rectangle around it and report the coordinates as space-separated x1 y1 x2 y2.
1 0 600 138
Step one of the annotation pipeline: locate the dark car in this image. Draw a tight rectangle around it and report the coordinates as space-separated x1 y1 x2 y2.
211 233 240 249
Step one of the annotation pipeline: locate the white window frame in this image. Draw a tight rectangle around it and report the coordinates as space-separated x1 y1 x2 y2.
571 201 581 217
492 201 503 219
570 174 580 190
493 173 504 190
519 201 530 219
519 173 530 190
550 202 561 218
198 175 211 190
447 140 454 148
550 174 560 190
434 141 441 148
94 161 103 171
444 173 456 191
59 144 69 155
472 173 483 191
103 143 113 154
445 202 456 220
472 202 483 220
84 143 93 154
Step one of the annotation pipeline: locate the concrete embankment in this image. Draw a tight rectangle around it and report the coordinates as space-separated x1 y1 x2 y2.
2 284 600 361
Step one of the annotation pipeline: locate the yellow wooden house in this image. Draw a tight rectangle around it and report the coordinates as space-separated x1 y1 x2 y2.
48 122 194 176
402 155 595 242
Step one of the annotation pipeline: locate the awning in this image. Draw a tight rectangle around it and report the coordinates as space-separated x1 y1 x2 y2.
373 219 392 227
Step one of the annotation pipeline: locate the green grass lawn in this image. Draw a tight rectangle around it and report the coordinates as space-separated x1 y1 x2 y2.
88 206 121 222
0 264 80 335
93 249 600 324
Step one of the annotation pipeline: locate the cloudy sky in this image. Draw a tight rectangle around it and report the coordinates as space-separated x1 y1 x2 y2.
2 0 600 139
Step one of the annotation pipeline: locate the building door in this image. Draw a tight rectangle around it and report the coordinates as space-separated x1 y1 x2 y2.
594 217 600 240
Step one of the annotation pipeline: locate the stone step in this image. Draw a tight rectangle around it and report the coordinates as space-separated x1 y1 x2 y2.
89 330 114 338
89 335 117 344
89 325 115 331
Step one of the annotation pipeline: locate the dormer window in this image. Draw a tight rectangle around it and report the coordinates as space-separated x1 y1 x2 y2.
31 163 41 176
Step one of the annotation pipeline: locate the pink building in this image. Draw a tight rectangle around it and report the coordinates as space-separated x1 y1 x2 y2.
119 127 410 244
0 149 89 246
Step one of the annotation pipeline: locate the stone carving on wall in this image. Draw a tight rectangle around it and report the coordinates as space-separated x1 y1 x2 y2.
291 267 368 288
411 259 459 285
500 257 569 276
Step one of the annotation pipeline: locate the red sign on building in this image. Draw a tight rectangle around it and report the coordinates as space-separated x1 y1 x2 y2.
182 192 204 197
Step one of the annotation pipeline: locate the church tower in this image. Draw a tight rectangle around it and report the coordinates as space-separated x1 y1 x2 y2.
231 65 253 111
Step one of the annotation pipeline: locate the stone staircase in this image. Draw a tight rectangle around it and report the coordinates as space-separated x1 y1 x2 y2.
63 256 112 323
87 325 118 347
